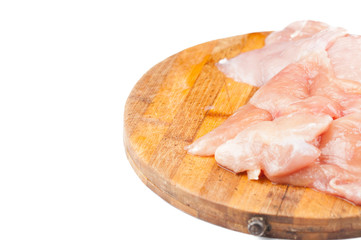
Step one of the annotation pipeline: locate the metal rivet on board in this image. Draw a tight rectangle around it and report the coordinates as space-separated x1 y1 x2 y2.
247 217 269 236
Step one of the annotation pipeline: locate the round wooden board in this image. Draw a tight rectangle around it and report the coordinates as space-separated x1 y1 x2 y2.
124 32 361 239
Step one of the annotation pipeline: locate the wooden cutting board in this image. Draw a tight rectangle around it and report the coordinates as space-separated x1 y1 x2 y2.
123 32 361 239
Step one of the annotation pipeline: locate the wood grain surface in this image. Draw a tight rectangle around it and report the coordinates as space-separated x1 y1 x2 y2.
123 32 361 239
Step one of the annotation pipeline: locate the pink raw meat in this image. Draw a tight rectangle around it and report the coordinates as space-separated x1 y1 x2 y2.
265 20 330 45
214 113 332 179
185 104 272 156
275 96 343 119
268 163 361 204
216 27 346 87
319 112 361 174
249 52 323 117
328 35 361 83
250 51 345 118
308 51 361 115
269 113 361 205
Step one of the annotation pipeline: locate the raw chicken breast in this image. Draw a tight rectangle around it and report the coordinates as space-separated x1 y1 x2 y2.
340 97 361 115
214 113 332 179
316 36 361 115
267 163 361 204
216 27 346 87
249 54 311 117
268 113 361 205
308 52 361 115
249 51 336 118
275 96 343 119
310 71 349 109
267 163 342 194
328 174 361 205
319 112 361 174
265 20 330 45
328 35 361 83
185 104 272 156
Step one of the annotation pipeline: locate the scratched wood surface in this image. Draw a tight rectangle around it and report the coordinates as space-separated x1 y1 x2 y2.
123 32 361 239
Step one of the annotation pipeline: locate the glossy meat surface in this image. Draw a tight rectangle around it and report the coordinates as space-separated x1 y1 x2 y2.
249 52 331 117
328 35 361 83
308 53 361 115
275 96 343 119
216 27 346 87
185 104 272 156
249 59 310 117
265 20 330 45
263 113 361 205
214 113 332 178
320 112 361 174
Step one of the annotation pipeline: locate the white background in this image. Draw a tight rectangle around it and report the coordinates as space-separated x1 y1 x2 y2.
1 0 361 239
